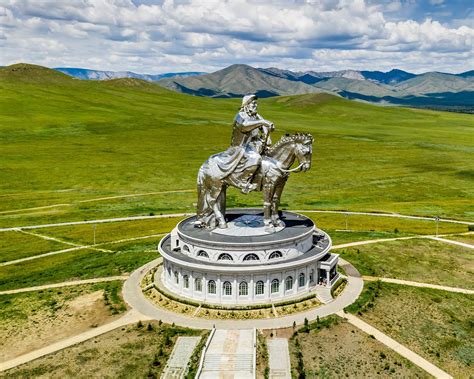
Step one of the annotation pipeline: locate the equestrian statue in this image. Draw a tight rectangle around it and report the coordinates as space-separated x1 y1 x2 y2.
195 94 313 231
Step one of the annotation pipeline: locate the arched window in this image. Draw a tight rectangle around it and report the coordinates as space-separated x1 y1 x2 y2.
182 245 190 253
269 251 283 259
239 282 248 296
223 281 232 296
255 281 264 295
299 273 305 287
271 279 279 293
183 275 189 288
167 267 171 276
195 278 202 292
197 250 209 258
285 276 293 291
208 280 216 294
309 269 314 283
218 253 233 261
243 254 259 261
174 271 179 284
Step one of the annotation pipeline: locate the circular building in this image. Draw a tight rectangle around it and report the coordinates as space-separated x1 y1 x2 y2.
158 209 339 305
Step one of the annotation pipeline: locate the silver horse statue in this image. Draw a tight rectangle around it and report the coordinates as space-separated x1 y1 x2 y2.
196 133 313 230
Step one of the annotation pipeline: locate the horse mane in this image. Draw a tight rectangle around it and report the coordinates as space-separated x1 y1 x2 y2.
266 133 313 156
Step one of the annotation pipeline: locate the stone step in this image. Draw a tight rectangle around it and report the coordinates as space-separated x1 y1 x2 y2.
316 287 333 304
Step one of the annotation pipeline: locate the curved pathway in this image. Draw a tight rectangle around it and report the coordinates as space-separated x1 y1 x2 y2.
122 258 363 330
362 276 474 294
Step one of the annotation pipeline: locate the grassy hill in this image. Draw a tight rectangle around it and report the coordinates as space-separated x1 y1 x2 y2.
0 64 473 227
158 64 323 98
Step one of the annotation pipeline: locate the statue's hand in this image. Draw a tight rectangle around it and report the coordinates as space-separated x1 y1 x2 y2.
266 121 275 131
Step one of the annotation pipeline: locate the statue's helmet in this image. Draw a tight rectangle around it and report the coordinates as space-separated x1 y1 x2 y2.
241 94 257 108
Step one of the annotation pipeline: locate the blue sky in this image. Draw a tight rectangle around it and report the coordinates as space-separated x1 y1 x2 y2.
0 0 472 74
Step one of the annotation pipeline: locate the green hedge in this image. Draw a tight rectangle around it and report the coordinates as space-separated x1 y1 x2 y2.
152 283 317 311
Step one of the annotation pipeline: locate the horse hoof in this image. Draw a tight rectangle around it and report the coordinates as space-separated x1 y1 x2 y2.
218 222 228 229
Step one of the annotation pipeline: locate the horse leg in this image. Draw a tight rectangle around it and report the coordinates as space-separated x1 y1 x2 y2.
214 185 227 228
271 178 287 227
263 181 275 232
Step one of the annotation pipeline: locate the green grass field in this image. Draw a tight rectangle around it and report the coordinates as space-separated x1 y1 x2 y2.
0 239 161 291
338 238 474 289
1 64 473 229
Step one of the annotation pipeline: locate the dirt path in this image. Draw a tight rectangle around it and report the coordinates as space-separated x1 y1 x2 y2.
332 235 425 249
294 209 473 225
0 276 129 295
0 309 148 372
428 236 474 249
337 311 453 379
362 276 474 294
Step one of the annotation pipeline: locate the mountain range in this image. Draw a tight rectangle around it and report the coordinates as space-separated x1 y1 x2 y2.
55 67 204 81
54 64 474 111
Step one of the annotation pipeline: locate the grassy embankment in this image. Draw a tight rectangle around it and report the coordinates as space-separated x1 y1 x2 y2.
0 282 125 361
339 238 473 289
2 321 205 378
288 315 428 378
345 282 473 378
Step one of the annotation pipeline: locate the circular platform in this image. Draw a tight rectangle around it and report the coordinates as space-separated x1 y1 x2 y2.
158 209 339 305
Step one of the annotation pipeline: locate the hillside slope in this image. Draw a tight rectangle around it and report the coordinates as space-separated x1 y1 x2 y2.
158 64 323 97
0 63 472 226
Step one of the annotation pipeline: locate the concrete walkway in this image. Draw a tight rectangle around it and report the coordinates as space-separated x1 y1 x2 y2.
0 276 129 295
267 338 291 379
337 311 453 379
122 258 363 330
161 336 201 379
362 276 474 294
199 329 255 379
0 309 149 372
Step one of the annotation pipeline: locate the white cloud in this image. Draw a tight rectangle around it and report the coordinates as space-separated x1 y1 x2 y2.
0 0 472 73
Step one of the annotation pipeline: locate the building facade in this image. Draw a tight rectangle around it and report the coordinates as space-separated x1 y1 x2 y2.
158 210 339 305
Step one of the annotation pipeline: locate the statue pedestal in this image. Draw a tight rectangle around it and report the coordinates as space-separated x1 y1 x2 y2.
158 208 339 305
211 214 285 237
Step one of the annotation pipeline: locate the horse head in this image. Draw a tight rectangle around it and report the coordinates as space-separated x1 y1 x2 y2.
267 133 314 173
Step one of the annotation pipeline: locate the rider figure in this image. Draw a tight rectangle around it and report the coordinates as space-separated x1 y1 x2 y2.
229 94 274 194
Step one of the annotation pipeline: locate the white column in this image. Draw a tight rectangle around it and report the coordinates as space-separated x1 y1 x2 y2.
203 273 207 301
326 269 331 288
250 274 254 302
233 276 238 303
217 274 222 302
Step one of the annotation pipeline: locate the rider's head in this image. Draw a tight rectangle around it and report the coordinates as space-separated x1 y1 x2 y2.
241 94 258 116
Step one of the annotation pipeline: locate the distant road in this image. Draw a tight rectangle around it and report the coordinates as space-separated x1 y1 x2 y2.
1 209 471 232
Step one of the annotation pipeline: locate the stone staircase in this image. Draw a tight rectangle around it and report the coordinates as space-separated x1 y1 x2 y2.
316 286 333 304
199 329 255 379
161 336 202 379
267 338 291 379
